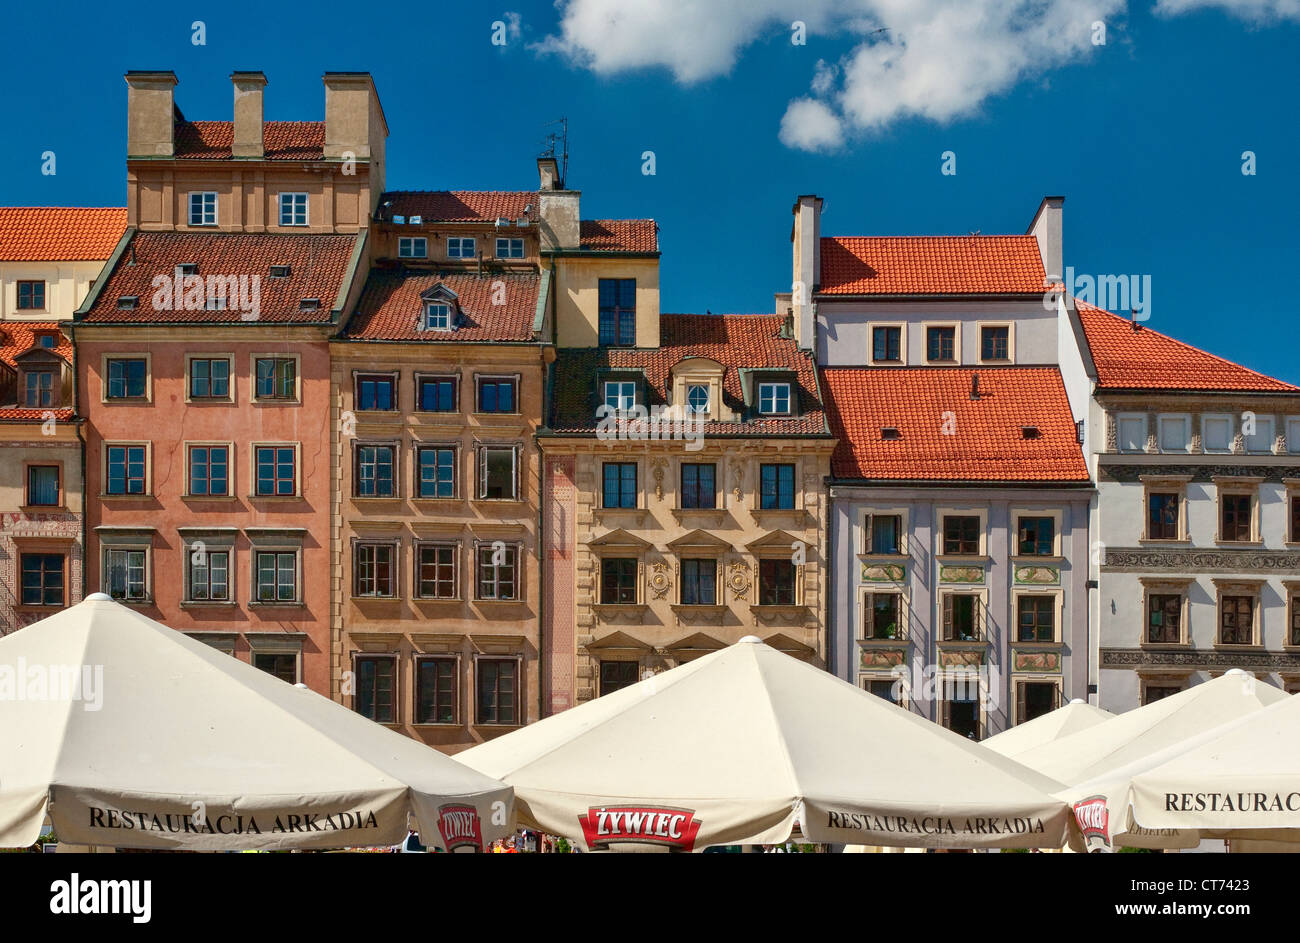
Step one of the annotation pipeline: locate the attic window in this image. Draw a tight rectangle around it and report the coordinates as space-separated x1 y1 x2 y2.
37 333 57 349
177 263 198 277
298 298 321 312
270 264 291 278
1022 426 1041 440
117 296 139 310
881 427 902 440
422 303 452 332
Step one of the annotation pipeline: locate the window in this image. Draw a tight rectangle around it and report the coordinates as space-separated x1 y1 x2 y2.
1117 415 1147 453
1203 415 1233 453
1016 596 1055 642
447 237 476 259
255 446 296 497
604 381 636 413
926 326 956 362
105 548 147 601
980 325 1010 362
253 653 298 684
942 594 980 641
942 516 980 555
680 559 717 606
476 543 518 600
356 375 395 411
1147 493 1180 540
417 376 457 412
1158 415 1190 452
255 551 297 603
603 462 637 509
496 237 524 258
866 678 901 705
868 514 901 555
188 191 217 226
1293 494 1300 543
20 554 63 606
476 659 518 725
1017 516 1055 556
872 326 901 363
758 559 796 605
865 592 901 639
757 382 792 415
759 464 795 510
942 676 981 739
26 465 60 507
399 237 427 258
355 445 396 498
1016 681 1060 724
598 278 636 346
416 543 458 599
478 447 517 500
1147 593 1183 644
1143 684 1182 705
600 661 639 697
1246 416 1275 454
355 544 396 597
106 445 147 495
354 656 396 723
189 358 230 399
1291 594 1300 647
188 549 229 602
680 463 716 509
35 332 57 349
106 358 147 399
278 192 308 226
417 447 456 499
188 445 229 497
24 370 55 407
1220 595 1254 645
416 658 458 724
17 280 45 309
423 303 452 332
1220 493 1254 542
478 377 517 413
601 558 638 604
254 357 296 400
686 383 709 415
1289 417 1300 454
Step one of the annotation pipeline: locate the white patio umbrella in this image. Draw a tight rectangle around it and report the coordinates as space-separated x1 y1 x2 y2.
982 699 1114 759
0 594 513 851
459 637 1072 851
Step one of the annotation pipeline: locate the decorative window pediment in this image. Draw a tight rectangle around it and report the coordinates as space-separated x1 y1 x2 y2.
585 527 654 553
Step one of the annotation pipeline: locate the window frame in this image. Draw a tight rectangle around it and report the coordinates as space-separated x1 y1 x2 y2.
102 353 151 403
352 653 398 724
1140 477 1190 542
414 541 460 600
1157 414 1192 453
679 462 717 510
277 191 309 227
353 442 398 499
1012 678 1063 726
868 322 905 366
477 445 520 501
1245 415 1276 454
923 323 960 364
353 540 399 599
250 353 301 404
185 546 232 604
495 237 524 259
188 190 218 227
415 655 460 725
602 461 639 510
102 544 151 603
252 546 302 605
354 372 399 412
940 591 983 642
757 557 798 606
476 375 519 415
597 278 637 347
447 236 477 259
758 463 797 511
603 380 637 414
1141 580 1190 647
251 442 300 498
415 444 459 500
24 462 62 508
23 368 56 408
16 279 47 310
1216 585 1261 647
862 589 904 640
474 655 521 726
423 302 452 332
1215 479 1261 544
184 354 234 403
475 541 521 601
977 322 1013 364
414 373 459 413
939 512 985 557
398 236 428 259
102 442 150 497
679 558 718 607
184 441 233 498
1012 510 1061 558
1012 591 1060 644
19 552 66 607
1116 413 1148 453
1202 413 1234 454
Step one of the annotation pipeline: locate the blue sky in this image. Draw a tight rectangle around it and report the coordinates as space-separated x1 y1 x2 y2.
4 0 1298 381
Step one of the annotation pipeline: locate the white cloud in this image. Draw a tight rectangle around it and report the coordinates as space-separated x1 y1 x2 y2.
779 98 844 150
1155 0 1300 19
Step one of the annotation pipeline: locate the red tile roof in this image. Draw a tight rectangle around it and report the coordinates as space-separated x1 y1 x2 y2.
0 207 126 261
820 235 1048 295
550 314 828 437
0 321 71 368
821 366 1090 482
580 219 658 253
383 191 535 222
1075 300 1299 393
172 121 325 160
80 232 358 324
0 407 74 422
342 269 540 343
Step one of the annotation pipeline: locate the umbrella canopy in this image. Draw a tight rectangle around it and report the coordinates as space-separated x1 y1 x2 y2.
982 699 1114 759
458 637 1072 850
0 595 512 851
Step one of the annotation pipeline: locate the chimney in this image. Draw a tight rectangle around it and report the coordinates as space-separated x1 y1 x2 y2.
125 71 178 158
537 157 580 251
1027 195 1065 285
791 195 823 353
323 72 388 216
231 71 267 158
970 373 981 401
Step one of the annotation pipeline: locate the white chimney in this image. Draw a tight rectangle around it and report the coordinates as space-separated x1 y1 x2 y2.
1028 195 1064 284
791 194 823 352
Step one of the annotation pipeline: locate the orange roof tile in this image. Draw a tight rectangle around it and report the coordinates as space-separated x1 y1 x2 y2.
0 207 126 261
383 191 536 222
1075 300 1299 393
579 219 657 253
820 235 1048 295
821 366 1090 482
0 321 71 369
342 270 540 343
172 121 325 160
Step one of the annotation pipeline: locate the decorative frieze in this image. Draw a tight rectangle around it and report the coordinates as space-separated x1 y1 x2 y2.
1099 463 1300 484
861 562 905 582
1101 647 1300 671
1102 547 1300 573
1014 565 1061 585
1012 648 1062 673
939 564 985 584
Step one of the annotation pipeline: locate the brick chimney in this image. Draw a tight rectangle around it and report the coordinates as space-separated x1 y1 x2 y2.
537 157 579 251
791 194 823 353
125 71 178 158
1028 195 1065 285
231 71 267 158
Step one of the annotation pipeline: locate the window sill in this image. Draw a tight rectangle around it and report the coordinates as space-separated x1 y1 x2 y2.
101 398 152 406
473 497 525 507
1215 540 1264 548
351 595 400 603
671 507 726 520
936 638 985 648
250 399 301 407
411 722 464 729
472 597 524 606
183 398 236 406
351 495 402 502
106 597 153 607
1137 539 1191 546
859 636 908 647
19 505 67 513
751 507 805 521
412 596 464 605
1140 642 1192 650
1212 642 1265 652
14 604 66 613
179 600 236 609
98 493 154 500
1012 639 1063 649
858 552 908 562
1010 555 1065 565
247 495 305 502
593 508 648 525
935 554 989 564
751 604 811 622
669 603 726 624
181 494 238 502
248 601 305 609
593 603 648 619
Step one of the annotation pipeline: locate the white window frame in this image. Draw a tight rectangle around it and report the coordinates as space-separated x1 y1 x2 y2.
1157 414 1191 453
475 541 521 601
399 237 428 259
278 192 309 227
448 236 476 259
188 191 218 227
477 445 519 501
1202 413 1234 454
685 382 710 415
1116 413 1148 453
976 322 1015 364
495 237 524 259
757 381 792 416
423 303 452 332
922 322 961 364
250 545 303 606
867 322 907 366
604 380 636 413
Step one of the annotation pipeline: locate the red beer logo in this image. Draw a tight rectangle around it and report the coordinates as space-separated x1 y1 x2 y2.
577 805 703 851
437 803 484 851
1073 795 1111 852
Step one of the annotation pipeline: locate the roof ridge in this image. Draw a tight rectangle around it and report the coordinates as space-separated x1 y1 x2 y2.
826 233 1034 240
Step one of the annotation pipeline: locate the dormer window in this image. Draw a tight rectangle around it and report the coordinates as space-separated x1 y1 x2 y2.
36 332 57 349
1022 426 1041 440
881 427 902 440
604 381 636 413
177 263 199 277
758 382 791 415
424 303 452 332
399 237 427 259
686 383 709 415
116 295 138 310
298 298 321 312
25 370 55 408
269 264 291 278
448 237 476 260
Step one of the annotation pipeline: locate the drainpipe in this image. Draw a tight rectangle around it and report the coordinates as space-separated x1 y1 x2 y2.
70 324 88 606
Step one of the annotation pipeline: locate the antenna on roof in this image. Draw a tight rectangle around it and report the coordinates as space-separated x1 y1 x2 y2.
541 117 569 188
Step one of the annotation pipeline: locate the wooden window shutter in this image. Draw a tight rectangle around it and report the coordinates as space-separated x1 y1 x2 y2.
942 594 953 636
1015 682 1026 725
863 513 873 554
478 448 487 499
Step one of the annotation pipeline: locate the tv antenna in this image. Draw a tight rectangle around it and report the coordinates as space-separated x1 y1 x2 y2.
541 117 569 188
